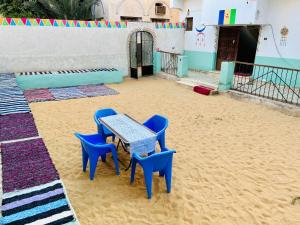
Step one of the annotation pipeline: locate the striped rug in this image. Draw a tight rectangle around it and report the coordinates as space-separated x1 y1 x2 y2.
0 74 30 115
1 73 79 224
0 89 30 115
1 180 78 225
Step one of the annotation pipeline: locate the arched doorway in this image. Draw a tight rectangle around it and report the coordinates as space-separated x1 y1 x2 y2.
129 31 154 79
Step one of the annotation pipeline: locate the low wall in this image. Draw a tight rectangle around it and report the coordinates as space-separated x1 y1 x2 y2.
0 19 185 75
16 71 123 90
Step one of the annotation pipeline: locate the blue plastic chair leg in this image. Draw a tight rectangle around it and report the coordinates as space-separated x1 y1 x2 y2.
130 158 137 183
101 154 106 162
158 134 166 150
111 149 120 175
82 148 89 172
143 168 153 199
165 163 172 193
89 156 99 180
97 125 103 136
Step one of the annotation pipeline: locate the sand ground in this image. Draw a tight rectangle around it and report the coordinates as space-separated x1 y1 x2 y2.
29 77 300 225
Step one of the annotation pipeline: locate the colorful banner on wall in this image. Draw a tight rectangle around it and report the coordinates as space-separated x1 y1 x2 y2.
155 22 185 29
218 9 236 25
0 18 128 28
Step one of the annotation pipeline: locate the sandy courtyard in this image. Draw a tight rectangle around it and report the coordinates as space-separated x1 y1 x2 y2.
29 77 300 225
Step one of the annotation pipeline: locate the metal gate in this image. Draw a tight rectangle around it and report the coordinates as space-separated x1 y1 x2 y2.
130 31 153 79
160 51 179 75
233 61 300 106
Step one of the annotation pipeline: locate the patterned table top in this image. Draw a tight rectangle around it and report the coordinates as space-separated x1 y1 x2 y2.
100 114 157 156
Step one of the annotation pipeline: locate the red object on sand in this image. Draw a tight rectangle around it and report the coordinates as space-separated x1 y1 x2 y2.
193 85 214 95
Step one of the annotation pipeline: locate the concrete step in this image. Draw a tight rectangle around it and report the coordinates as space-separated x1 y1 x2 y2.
156 72 180 81
177 78 218 90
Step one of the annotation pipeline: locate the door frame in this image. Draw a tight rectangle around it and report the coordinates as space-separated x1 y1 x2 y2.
127 28 157 79
215 25 261 71
216 26 241 71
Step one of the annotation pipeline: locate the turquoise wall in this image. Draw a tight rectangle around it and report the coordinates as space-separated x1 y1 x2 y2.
153 51 162 74
184 51 217 71
255 56 300 70
253 56 300 88
17 71 124 90
177 55 188 77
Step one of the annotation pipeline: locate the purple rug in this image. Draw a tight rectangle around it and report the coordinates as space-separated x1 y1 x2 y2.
1 138 59 193
24 88 55 103
0 113 39 142
78 84 119 97
22 85 119 103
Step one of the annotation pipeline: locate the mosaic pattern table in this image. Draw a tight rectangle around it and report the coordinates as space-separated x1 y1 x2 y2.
100 114 157 169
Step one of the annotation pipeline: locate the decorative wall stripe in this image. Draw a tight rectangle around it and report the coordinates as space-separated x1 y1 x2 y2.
0 18 127 28
155 22 185 29
16 68 118 76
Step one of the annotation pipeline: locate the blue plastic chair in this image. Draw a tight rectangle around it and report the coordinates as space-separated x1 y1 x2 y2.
94 108 117 141
75 133 120 180
143 114 168 150
130 148 176 199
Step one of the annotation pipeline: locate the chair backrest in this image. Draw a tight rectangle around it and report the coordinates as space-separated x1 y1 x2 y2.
143 114 168 136
134 149 175 172
74 133 105 155
94 108 117 125
74 133 90 152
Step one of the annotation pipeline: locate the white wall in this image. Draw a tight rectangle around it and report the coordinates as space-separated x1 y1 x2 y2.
0 22 184 73
201 0 257 25
97 0 174 22
256 0 300 61
170 0 183 9
0 26 129 73
180 0 300 65
181 0 259 54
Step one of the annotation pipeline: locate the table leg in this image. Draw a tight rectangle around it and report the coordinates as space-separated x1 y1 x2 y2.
116 138 131 171
125 158 132 171
116 139 129 154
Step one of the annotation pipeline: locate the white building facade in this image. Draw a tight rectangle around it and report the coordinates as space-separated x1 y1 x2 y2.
172 0 300 71
95 0 180 23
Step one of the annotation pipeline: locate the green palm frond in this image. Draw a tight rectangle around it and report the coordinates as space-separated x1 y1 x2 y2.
0 0 96 20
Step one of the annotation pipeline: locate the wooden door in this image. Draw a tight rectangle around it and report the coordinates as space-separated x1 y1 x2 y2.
216 27 241 70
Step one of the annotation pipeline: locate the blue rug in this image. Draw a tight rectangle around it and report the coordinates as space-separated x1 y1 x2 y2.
23 85 120 102
0 74 30 115
78 84 119 97
0 88 30 115
49 87 87 100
